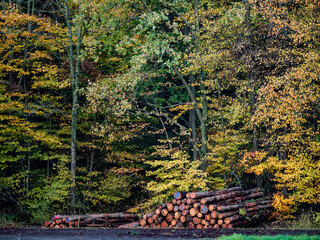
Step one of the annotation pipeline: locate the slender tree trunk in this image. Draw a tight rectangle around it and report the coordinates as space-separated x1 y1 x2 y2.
63 0 78 213
190 73 198 161
194 0 207 172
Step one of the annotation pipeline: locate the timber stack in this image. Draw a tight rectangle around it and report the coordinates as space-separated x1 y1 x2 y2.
140 187 273 229
44 212 140 229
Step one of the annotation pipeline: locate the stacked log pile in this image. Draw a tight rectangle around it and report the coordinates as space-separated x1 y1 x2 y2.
140 187 273 229
44 213 139 228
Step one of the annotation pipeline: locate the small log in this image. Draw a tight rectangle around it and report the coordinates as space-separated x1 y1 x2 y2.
161 208 168 216
208 204 216 212
211 211 217 219
174 212 181 220
173 205 179 212
143 213 154 221
166 213 173 222
224 215 243 224
196 224 203 229
160 220 169 228
196 212 203 218
180 215 186 223
205 214 211 221
182 210 189 216
179 204 186 211
189 208 199 217
193 203 202 208
210 218 216 225
167 203 174 211
217 219 224 225
147 217 154 224
188 222 195 228
193 217 201 225
201 205 209 214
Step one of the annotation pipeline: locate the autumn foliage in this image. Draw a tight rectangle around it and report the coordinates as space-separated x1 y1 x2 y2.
0 0 320 224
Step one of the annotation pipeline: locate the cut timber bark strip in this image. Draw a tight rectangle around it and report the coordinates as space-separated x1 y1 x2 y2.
224 215 244 224
245 200 273 208
218 210 239 219
201 191 243 205
189 187 242 199
217 204 244 212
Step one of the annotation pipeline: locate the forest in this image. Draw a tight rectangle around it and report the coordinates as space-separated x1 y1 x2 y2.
0 0 319 225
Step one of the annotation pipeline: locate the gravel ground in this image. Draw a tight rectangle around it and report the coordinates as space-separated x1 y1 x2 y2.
1 228 320 240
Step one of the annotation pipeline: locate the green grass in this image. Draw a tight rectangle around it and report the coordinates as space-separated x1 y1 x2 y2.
217 234 320 240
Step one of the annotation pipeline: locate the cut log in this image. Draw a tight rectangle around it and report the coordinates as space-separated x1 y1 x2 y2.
161 208 168 216
224 215 243 224
167 203 174 211
201 191 242 205
189 208 199 217
160 220 169 228
196 212 203 218
174 212 181 220
182 210 189 216
218 210 239 219
189 187 242 199
193 217 201 224
166 213 173 222
217 204 244 212
211 211 217 219
208 204 216 212
201 205 209 214
186 198 198 205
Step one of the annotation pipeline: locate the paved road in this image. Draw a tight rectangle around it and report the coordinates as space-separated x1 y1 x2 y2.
1 228 320 240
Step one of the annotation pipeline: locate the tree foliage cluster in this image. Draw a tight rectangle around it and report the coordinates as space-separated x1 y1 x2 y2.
0 0 319 223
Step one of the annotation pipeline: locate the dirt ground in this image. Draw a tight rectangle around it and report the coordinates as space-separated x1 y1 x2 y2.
1 227 320 239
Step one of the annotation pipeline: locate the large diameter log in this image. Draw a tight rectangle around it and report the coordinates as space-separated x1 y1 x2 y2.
201 191 242 205
174 212 181 220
